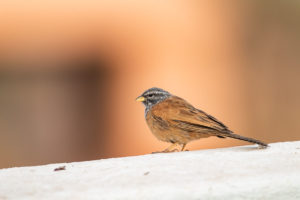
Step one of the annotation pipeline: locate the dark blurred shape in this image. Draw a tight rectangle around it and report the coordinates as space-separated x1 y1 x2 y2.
54 165 66 171
0 55 112 168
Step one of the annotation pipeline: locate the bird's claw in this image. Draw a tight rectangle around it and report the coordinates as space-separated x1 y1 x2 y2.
152 148 179 154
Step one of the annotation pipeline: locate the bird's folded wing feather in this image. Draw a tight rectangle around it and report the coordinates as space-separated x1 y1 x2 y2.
151 96 232 134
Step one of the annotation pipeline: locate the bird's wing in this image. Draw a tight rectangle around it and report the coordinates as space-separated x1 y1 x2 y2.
151 96 232 134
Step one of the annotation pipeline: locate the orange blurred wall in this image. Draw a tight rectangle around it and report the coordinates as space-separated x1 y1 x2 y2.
0 0 299 168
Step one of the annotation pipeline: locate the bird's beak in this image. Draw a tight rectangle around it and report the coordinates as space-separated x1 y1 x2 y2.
136 96 146 102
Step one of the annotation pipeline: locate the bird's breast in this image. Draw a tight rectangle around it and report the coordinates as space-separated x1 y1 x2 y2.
145 110 170 142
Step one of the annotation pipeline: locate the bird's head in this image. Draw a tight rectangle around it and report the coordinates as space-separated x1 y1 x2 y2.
136 87 171 109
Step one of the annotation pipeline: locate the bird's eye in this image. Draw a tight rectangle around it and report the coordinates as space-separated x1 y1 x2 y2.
148 94 154 98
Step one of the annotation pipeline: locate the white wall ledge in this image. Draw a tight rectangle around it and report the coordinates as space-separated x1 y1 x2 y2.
1 141 300 200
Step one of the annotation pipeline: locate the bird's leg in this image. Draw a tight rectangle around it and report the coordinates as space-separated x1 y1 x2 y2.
163 143 179 152
152 143 179 153
180 144 187 151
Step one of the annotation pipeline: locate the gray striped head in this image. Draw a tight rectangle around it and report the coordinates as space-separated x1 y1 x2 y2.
136 87 171 112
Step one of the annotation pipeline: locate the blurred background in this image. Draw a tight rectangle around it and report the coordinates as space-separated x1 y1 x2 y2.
0 0 299 169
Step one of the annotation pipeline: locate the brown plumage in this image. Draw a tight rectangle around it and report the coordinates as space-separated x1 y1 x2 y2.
136 87 268 153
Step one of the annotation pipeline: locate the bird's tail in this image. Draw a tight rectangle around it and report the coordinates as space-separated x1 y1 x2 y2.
218 132 268 147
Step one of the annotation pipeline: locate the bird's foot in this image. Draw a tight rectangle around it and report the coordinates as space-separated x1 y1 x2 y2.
151 143 185 154
152 148 179 154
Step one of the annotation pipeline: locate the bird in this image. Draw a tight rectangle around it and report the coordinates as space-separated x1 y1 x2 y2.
136 87 268 153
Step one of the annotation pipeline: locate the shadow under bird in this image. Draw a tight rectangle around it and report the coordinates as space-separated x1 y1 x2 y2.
136 87 268 153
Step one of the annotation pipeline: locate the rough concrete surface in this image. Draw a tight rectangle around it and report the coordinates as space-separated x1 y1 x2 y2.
1 141 300 200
